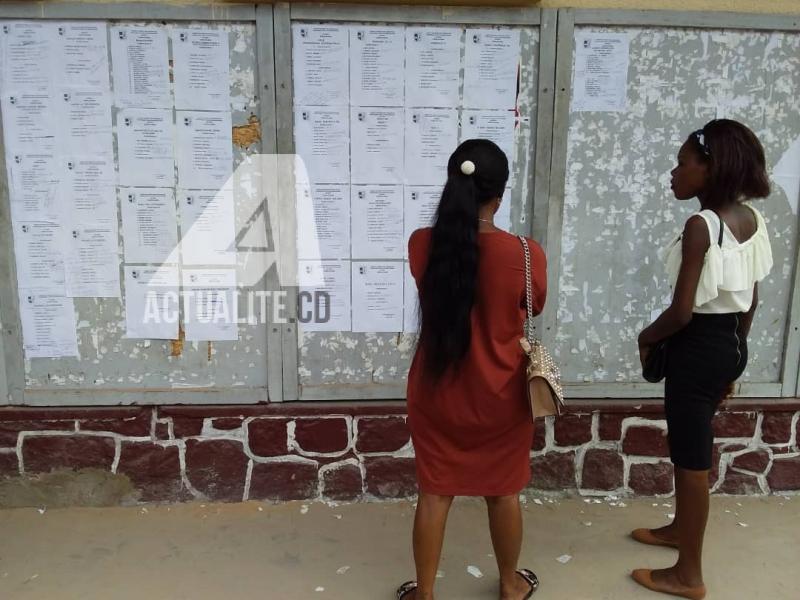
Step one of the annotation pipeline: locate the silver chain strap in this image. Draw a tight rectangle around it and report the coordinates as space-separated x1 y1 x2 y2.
519 235 535 344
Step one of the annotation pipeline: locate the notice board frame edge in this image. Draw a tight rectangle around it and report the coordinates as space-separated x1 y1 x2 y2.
281 3 547 401
0 2 256 21
0 109 24 406
545 7 800 399
571 8 800 31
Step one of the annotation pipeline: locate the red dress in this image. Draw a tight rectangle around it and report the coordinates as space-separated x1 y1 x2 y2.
406 228 548 496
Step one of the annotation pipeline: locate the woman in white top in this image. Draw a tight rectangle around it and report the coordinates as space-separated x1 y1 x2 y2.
633 120 773 600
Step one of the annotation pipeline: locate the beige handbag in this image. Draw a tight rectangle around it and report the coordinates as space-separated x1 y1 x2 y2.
519 236 565 419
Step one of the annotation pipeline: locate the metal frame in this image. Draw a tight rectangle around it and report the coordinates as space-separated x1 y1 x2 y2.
570 9 800 31
256 4 284 403
2 3 796 406
784 227 800 397
289 3 540 25
545 8 800 399
0 109 24 406
22 387 268 407
272 3 298 401
275 2 553 401
0 2 265 406
0 2 255 21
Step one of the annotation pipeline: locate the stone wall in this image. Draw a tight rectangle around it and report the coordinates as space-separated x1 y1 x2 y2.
0 402 798 506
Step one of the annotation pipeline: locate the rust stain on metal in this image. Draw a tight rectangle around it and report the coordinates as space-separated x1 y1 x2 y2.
232 114 261 149
207 341 213 362
170 326 185 357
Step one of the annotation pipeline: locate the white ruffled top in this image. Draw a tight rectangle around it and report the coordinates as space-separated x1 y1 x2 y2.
661 204 773 314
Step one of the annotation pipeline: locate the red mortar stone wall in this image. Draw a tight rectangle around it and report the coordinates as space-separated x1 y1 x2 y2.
0 403 797 504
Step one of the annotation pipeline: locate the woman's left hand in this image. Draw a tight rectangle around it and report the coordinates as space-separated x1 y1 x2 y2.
638 343 651 369
717 382 736 410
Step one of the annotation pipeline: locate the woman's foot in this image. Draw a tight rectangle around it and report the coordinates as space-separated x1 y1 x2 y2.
500 569 538 599
631 567 706 599
631 524 679 548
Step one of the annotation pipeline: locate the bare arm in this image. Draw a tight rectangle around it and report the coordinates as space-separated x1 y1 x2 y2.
639 215 710 349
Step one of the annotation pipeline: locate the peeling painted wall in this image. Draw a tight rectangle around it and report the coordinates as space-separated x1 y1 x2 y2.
23 21 269 391
555 26 800 384
296 24 540 391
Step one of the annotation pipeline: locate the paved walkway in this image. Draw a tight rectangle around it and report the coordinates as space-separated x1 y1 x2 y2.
0 495 797 599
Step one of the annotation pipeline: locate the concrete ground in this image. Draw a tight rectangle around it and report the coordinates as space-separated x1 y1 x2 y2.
0 495 797 600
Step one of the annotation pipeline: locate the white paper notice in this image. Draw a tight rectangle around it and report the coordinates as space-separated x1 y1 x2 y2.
572 32 630 112
123 265 180 339
64 223 121 298
18 291 78 358
172 28 230 111
351 108 404 184
56 88 114 157
182 268 238 341
116 108 175 187
8 153 60 222
1 21 53 91
110 27 171 108
404 109 459 185
460 109 517 169
1 92 56 154
351 261 403 332
496 188 512 231
58 155 117 224
405 27 462 109
351 185 403 260
13 221 66 294
297 184 350 260
294 106 350 184
403 262 419 334
404 186 440 254
293 24 349 106
178 189 236 265
299 260 351 332
176 111 233 189
120 188 179 264
463 29 520 110
54 22 110 89
350 26 404 107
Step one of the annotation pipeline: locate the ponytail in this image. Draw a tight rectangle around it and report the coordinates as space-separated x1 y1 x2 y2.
419 139 509 380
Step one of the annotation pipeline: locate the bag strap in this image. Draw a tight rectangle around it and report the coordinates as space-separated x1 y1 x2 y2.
518 235 535 344
696 208 725 248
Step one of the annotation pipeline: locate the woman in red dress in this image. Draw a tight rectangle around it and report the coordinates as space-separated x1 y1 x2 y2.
397 140 547 600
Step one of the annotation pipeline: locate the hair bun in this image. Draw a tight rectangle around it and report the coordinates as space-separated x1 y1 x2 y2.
460 160 476 176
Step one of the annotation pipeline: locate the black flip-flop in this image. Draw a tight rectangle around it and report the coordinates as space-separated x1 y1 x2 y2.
396 580 417 599
517 569 539 599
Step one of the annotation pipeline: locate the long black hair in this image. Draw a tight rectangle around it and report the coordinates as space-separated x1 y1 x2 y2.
690 119 770 207
418 139 509 380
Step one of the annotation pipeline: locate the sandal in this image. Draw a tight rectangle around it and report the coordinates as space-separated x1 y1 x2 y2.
517 569 540 599
396 581 417 599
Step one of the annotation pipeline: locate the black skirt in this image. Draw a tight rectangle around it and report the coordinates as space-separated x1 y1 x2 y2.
664 313 747 471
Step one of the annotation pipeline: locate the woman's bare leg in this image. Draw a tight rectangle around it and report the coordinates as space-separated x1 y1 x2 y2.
485 494 531 600
649 467 709 591
409 493 454 600
649 470 680 544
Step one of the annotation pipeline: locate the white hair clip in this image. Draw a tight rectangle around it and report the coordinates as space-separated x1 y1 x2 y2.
460 160 476 175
